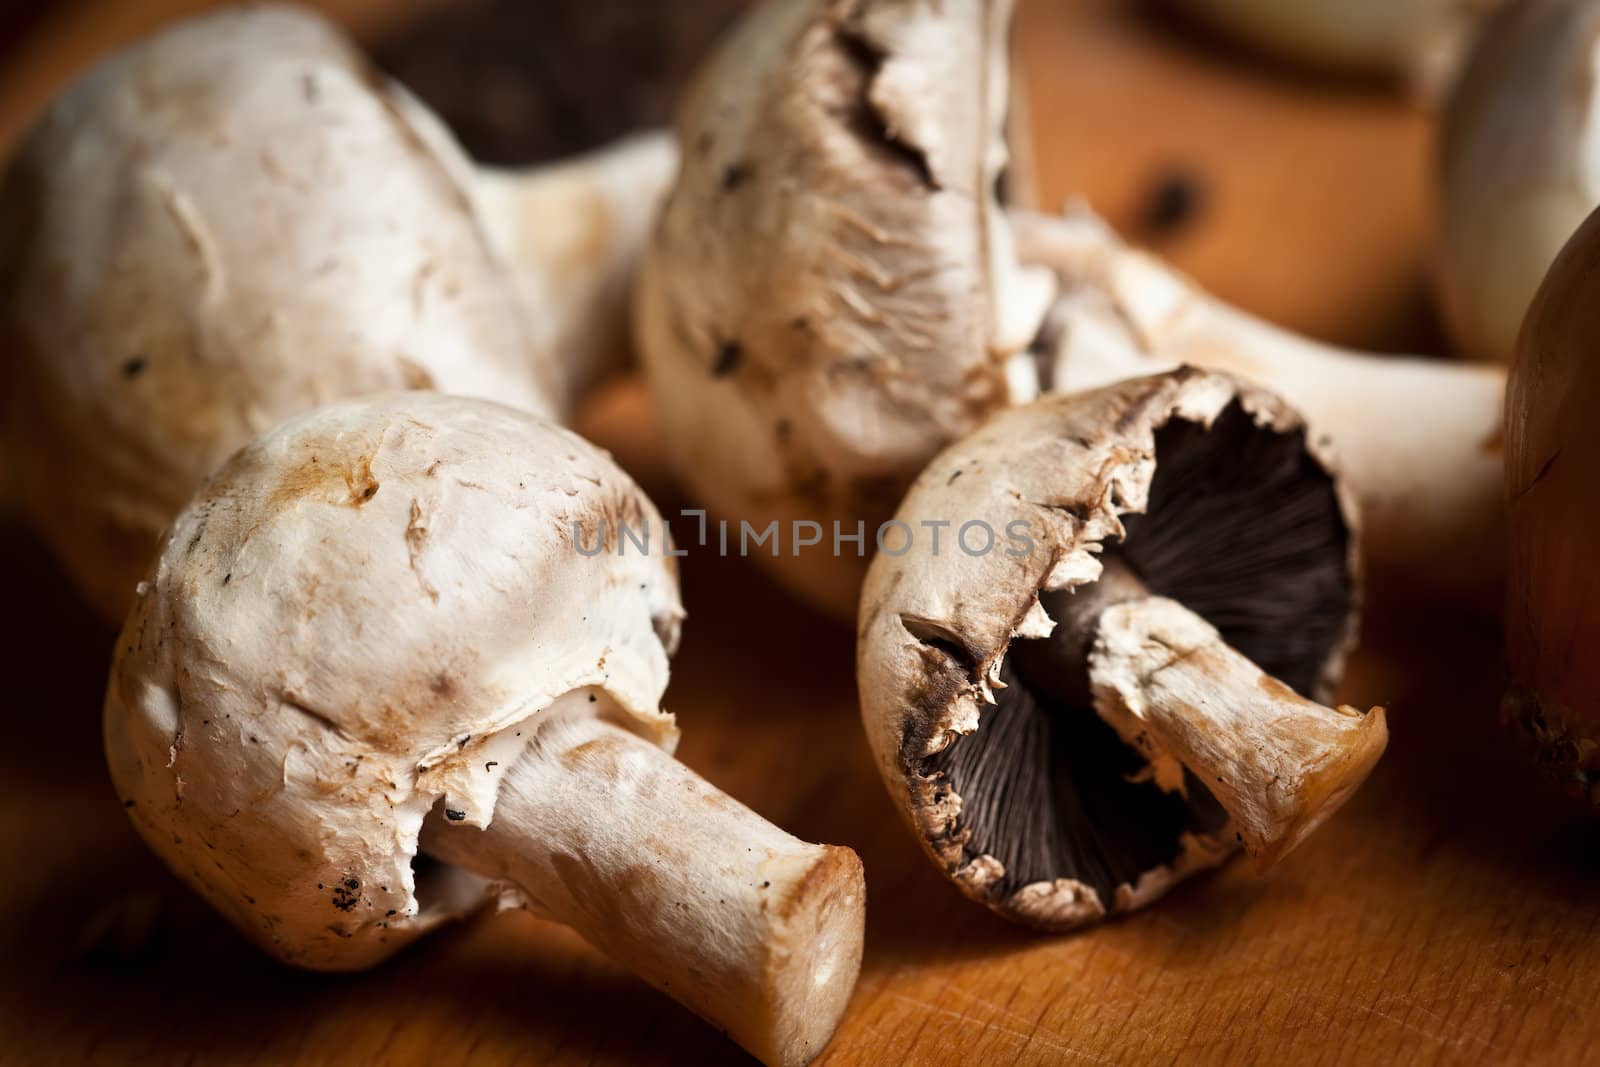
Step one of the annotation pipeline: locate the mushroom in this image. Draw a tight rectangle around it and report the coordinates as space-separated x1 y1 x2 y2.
858 368 1386 929
1164 0 1501 100
636 0 1505 618
1436 0 1600 365
635 0 1055 617
0 4 675 622
1016 208 1507 608
1503 203 1600 802
105 391 865 1067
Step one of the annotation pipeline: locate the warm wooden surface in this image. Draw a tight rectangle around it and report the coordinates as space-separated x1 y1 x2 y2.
3 1 1596 1065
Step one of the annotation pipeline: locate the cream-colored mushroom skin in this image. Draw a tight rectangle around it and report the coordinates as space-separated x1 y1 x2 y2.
636 0 1052 619
859 369 1383 930
106 392 863 1066
0 5 678 625
1437 0 1600 364
0 6 549 621
105 392 678 969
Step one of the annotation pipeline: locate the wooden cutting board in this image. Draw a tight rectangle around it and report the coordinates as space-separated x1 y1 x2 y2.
2 2 1594 1064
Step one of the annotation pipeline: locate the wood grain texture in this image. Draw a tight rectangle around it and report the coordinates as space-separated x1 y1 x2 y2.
2 1 1595 1065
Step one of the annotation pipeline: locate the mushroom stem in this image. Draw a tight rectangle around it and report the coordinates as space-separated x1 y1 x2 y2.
471 131 680 411
1039 559 1387 869
1013 208 1506 608
419 712 864 1067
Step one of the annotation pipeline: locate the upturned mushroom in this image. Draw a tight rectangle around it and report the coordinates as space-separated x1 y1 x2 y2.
636 0 1505 619
1165 0 1501 100
1436 0 1600 365
858 368 1386 929
0 4 674 622
105 391 865 1067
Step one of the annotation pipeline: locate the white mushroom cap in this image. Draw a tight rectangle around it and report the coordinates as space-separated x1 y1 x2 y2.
1437 0 1600 364
104 391 682 970
635 0 1053 618
1 5 674 623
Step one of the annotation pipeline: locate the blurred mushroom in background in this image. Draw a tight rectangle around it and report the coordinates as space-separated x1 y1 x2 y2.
1161 0 1504 100
1436 0 1600 365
